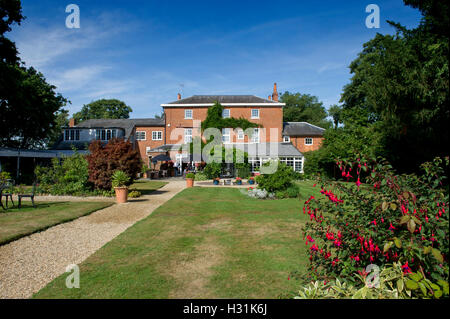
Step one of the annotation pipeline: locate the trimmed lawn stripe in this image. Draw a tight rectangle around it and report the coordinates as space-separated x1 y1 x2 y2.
0 201 113 245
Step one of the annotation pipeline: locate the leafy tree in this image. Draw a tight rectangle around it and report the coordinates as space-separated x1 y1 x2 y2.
327 104 343 129
339 0 449 173
0 0 68 149
280 92 331 128
0 66 68 148
305 0 449 177
47 108 69 147
73 99 133 123
0 0 23 64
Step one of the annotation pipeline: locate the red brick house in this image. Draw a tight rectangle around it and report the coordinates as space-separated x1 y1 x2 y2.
56 83 325 173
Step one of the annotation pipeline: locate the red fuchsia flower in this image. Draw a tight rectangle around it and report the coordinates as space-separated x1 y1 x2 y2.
370 255 374 262
313 184 316 187
430 233 436 242
381 217 384 223
326 232 334 241
332 258 339 267
310 244 318 252
401 204 408 215
358 269 368 279
425 215 429 223
371 219 377 226
350 255 360 262
389 223 396 232
356 178 361 188
324 251 331 259
342 171 346 177
402 262 412 274
333 239 342 247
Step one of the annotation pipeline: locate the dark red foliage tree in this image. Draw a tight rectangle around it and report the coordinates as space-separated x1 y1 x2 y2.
87 138 142 190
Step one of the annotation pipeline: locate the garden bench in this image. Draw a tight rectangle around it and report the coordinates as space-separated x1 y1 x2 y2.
17 183 37 209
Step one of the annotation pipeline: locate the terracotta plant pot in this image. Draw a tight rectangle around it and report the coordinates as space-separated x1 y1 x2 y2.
114 187 128 203
186 178 194 188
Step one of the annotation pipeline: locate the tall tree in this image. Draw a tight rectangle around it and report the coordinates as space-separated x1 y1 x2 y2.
73 99 133 123
304 0 449 176
280 92 331 128
340 0 448 172
327 104 343 129
0 0 68 149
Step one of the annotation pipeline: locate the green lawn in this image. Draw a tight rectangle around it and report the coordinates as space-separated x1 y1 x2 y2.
0 201 113 245
130 180 168 195
34 181 321 299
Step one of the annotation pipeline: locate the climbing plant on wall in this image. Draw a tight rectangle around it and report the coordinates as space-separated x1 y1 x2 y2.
200 101 260 132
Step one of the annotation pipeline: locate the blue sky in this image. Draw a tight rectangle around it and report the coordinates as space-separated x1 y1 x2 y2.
9 0 422 118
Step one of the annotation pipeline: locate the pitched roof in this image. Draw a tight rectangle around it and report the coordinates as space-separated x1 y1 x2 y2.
162 95 283 106
283 122 326 136
73 118 164 129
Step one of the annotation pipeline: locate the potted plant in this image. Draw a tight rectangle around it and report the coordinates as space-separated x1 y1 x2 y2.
141 164 150 179
186 172 195 188
213 177 220 185
111 170 130 203
248 176 255 185
234 177 242 185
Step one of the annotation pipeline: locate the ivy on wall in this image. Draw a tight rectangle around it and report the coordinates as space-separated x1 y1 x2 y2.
200 101 261 132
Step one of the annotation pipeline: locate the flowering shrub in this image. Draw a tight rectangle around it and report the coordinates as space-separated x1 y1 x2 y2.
301 156 449 298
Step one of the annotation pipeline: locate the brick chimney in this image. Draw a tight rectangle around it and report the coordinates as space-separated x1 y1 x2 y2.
69 118 75 127
177 93 181 100
272 83 279 102
268 95 272 100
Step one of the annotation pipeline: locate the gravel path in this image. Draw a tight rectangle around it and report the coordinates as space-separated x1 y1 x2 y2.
0 180 185 299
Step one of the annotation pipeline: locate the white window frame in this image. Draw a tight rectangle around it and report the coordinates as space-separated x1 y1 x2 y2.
280 157 304 173
222 128 231 143
136 131 146 141
185 109 193 119
152 131 162 141
237 129 244 140
65 129 80 141
251 109 260 119
251 128 260 143
96 129 117 141
184 128 193 143
283 136 290 143
305 138 313 145
222 109 230 118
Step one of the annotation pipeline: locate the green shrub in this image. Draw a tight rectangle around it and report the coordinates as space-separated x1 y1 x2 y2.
255 161 295 193
128 190 142 198
186 172 195 179
0 171 12 183
295 262 419 299
203 162 222 179
111 170 130 188
34 150 91 196
194 172 208 181
235 163 251 178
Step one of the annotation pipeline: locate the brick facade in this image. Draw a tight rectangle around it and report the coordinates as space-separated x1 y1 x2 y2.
134 126 165 166
163 106 283 145
288 136 324 153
